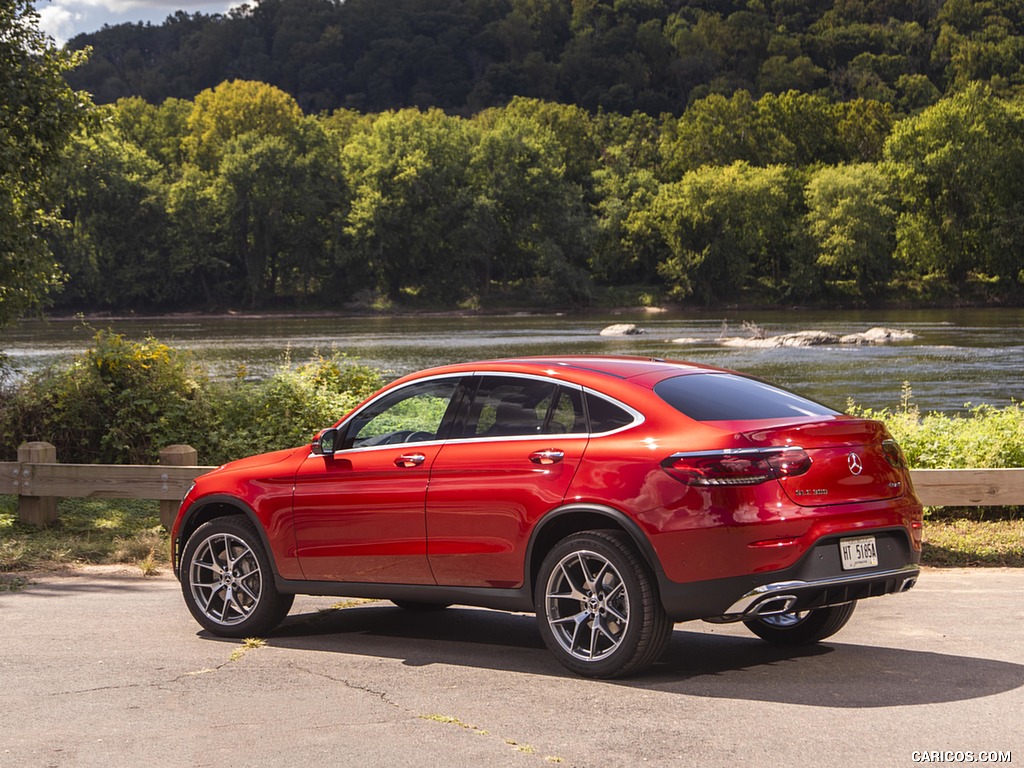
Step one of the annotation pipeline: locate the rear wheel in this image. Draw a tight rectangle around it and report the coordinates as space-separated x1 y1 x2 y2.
535 530 673 678
181 516 294 638
743 601 857 645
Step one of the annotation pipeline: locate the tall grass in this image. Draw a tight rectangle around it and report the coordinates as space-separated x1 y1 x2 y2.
848 382 1024 470
0 496 166 573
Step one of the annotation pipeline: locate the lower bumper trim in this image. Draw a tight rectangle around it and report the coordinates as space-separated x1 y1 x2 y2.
723 564 921 617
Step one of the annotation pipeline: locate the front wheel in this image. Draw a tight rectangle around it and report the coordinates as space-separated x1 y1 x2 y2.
743 601 857 645
535 530 673 678
180 516 294 638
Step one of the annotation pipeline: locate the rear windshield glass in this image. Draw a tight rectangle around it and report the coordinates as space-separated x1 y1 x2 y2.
654 373 839 421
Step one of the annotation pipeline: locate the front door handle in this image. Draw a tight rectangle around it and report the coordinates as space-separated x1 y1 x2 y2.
530 449 565 465
395 453 426 468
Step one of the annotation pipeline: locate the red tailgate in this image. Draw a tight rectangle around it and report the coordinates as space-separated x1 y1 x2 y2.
740 418 907 507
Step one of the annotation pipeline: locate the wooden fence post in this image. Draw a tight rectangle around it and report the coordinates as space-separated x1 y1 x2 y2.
160 445 198 530
18 442 58 527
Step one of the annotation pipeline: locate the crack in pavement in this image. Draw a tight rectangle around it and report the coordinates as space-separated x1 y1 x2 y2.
285 661 400 708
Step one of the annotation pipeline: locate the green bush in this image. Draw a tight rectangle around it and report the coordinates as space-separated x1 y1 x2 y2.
848 383 1024 469
1 330 205 463
190 354 382 465
0 333 383 465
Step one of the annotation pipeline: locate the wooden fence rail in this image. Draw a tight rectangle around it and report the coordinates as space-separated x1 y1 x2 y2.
3 443 1022 530
2 443 215 529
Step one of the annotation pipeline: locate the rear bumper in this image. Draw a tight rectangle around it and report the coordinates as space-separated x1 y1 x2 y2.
658 526 920 621
719 564 919 619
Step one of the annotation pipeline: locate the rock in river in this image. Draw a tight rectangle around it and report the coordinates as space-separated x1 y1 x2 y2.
600 323 645 336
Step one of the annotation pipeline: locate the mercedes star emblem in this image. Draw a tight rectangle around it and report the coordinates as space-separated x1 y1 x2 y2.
848 452 864 475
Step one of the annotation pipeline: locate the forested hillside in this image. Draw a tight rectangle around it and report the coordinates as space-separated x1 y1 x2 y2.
49 83 1024 311
37 1 1024 312
67 0 1024 116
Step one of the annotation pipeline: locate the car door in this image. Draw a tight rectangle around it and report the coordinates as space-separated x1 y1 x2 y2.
425 375 589 588
292 376 464 584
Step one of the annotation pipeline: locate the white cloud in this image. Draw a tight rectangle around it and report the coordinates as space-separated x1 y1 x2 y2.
33 1 235 44
36 4 83 46
63 0 228 9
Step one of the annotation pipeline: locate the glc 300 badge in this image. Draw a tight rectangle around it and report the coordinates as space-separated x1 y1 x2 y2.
848 452 863 475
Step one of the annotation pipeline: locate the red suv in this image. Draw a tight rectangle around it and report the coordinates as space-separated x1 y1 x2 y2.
172 356 922 677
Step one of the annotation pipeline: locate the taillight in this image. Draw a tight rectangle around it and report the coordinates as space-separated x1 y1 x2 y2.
662 448 811 487
882 439 907 469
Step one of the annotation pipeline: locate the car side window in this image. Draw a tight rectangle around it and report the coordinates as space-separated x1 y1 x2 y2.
459 378 586 438
464 377 558 438
544 387 585 434
586 392 634 433
345 378 460 449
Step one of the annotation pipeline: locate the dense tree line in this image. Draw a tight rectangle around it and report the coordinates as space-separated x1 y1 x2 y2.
67 0 1024 116
0 2 91 326
48 81 1024 311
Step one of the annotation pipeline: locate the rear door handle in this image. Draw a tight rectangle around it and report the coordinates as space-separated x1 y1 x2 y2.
395 453 426 468
530 449 565 465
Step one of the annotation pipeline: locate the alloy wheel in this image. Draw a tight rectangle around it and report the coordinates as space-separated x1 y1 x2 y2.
544 549 630 662
188 532 264 626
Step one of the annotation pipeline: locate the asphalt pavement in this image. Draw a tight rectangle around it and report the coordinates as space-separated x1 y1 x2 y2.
1 566 1021 767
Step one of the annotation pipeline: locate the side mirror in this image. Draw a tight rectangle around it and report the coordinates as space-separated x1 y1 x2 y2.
312 427 339 456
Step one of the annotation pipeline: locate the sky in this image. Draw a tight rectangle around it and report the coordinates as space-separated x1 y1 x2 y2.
34 1 236 45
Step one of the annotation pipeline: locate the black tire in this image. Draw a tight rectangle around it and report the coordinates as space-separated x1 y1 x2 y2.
391 600 451 611
180 516 294 638
743 601 857 645
535 530 673 679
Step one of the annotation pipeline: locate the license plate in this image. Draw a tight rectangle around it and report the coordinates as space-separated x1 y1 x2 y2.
840 536 878 570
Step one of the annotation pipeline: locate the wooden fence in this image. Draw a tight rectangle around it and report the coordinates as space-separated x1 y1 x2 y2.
2 443 215 529
3 442 1023 529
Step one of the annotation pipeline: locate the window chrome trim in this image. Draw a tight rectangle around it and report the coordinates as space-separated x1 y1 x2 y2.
582 387 645 436
319 372 467 457
314 370 644 456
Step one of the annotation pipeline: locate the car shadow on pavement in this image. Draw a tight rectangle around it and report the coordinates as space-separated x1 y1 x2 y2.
200 602 1024 708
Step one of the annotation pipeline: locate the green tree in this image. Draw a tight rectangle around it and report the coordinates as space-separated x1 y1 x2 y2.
184 80 305 171
341 109 473 302
590 112 664 284
112 96 192 171
652 162 809 303
166 166 235 306
217 123 343 308
805 164 896 298
0 2 91 325
49 121 171 310
933 0 1024 93
660 91 764 177
467 104 592 303
884 85 1024 296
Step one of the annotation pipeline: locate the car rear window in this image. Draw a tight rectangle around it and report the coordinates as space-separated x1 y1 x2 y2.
654 373 839 421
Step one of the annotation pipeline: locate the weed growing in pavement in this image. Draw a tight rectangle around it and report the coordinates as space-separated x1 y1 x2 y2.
229 637 266 662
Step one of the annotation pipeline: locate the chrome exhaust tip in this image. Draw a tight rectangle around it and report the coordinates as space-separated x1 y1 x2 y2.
750 594 798 616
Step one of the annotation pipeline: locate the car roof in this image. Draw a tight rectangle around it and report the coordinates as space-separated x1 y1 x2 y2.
399 355 727 389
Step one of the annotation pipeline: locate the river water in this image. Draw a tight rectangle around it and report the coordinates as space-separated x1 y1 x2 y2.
2 308 1021 412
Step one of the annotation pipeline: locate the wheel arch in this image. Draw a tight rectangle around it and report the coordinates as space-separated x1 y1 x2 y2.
173 495 276 580
526 503 662 597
